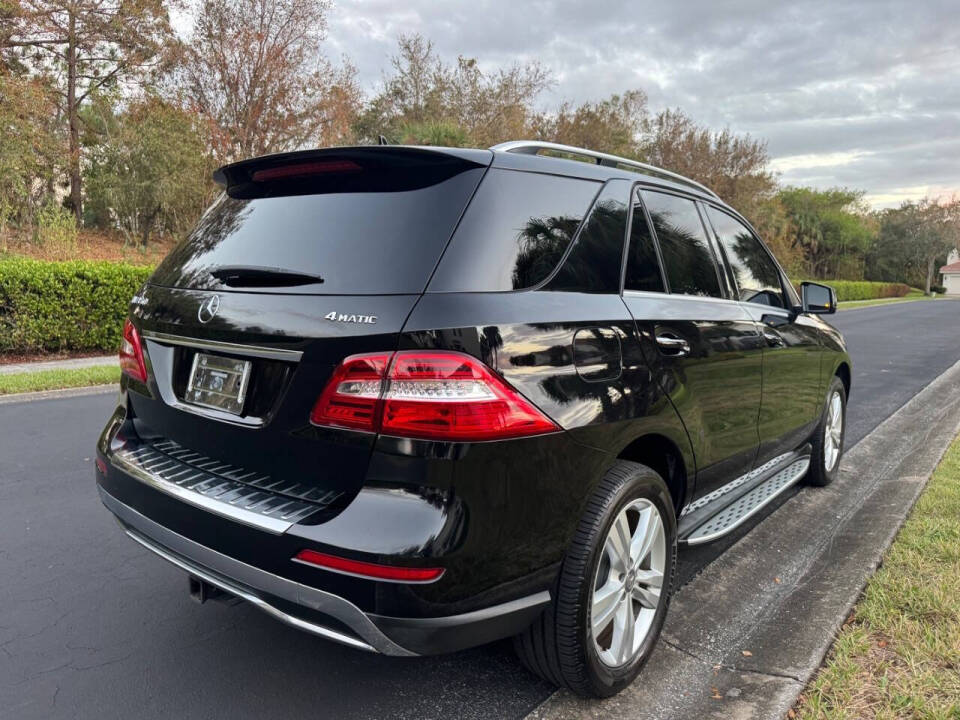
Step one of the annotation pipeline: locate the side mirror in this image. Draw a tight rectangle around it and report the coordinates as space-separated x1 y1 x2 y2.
801 281 837 314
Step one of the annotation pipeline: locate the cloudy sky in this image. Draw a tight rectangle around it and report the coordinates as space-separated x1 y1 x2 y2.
324 0 959 208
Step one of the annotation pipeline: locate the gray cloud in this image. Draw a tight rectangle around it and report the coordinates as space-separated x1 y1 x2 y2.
326 0 960 207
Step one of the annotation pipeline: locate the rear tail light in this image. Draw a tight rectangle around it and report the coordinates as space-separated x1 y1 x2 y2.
293 549 444 583
309 353 390 430
119 319 147 382
310 351 558 442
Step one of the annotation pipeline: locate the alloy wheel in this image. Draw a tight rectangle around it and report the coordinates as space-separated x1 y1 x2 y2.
590 498 666 668
824 391 843 472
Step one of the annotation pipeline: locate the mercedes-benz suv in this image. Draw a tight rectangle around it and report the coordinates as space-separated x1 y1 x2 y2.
95 140 850 697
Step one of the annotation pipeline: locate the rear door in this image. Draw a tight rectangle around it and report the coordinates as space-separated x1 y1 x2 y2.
622 188 764 498
703 205 823 462
127 147 491 499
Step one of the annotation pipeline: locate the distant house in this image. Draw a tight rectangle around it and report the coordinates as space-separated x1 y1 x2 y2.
940 248 960 295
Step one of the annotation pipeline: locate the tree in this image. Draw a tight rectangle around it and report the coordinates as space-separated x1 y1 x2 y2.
0 70 62 227
870 199 960 294
778 187 876 279
531 90 648 159
4 0 175 222
357 33 550 147
84 95 216 246
643 109 777 218
177 0 357 161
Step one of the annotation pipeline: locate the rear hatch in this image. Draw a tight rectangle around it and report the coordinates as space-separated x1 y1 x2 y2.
124 146 491 512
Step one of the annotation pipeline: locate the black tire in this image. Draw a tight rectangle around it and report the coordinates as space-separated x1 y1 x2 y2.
514 460 677 697
806 375 847 487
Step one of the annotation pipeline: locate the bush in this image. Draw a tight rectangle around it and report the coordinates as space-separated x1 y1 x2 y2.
0 259 152 354
794 280 911 302
34 202 78 251
930 285 946 295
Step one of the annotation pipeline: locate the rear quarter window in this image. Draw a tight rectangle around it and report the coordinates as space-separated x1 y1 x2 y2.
428 169 600 292
547 179 631 294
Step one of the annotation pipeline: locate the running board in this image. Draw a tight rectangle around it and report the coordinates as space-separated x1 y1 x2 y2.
679 452 811 546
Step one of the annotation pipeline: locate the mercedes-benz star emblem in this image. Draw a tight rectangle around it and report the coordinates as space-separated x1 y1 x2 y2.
197 294 220 323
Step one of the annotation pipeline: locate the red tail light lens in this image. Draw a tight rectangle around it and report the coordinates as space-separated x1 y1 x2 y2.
119 319 147 382
310 351 559 441
293 549 444 583
381 352 559 441
309 353 390 431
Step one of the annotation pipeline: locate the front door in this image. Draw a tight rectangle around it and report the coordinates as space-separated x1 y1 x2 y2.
703 204 823 463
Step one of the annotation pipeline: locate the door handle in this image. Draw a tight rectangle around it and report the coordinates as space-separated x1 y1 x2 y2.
763 329 786 348
655 332 690 357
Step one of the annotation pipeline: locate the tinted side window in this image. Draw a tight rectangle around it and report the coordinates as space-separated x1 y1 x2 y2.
429 169 599 292
624 201 665 293
547 179 630 293
641 190 722 298
707 207 785 308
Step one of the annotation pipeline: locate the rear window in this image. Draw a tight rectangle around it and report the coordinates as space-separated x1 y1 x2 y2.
150 154 485 295
428 169 600 292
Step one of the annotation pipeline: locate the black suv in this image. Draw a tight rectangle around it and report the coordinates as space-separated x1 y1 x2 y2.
96 140 850 697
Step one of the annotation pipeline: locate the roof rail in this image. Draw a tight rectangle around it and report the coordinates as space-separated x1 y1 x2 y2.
489 140 719 199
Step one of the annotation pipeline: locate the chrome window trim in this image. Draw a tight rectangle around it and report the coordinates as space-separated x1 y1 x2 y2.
622 288 749 308
141 330 303 362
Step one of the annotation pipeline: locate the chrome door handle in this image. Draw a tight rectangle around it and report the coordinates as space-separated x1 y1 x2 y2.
762 329 786 348
655 332 690 357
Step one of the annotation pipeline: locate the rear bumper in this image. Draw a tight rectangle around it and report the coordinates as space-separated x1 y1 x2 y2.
98 485 550 656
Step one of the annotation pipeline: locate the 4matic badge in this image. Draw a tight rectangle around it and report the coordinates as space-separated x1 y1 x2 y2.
324 311 377 325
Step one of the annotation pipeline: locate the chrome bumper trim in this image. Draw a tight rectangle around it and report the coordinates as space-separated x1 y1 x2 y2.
140 330 303 362
109 440 339 535
97 485 417 656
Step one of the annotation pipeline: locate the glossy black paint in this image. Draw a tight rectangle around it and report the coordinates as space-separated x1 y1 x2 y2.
624 293 764 497
95 143 851 654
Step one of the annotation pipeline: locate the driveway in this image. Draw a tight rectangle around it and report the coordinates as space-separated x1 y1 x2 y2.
1 299 958 720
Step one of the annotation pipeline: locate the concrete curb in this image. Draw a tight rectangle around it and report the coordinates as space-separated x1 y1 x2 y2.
0 355 118 375
0 384 118 405
528 358 960 720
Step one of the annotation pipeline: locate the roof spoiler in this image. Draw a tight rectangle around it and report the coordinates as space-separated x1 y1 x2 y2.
213 146 492 192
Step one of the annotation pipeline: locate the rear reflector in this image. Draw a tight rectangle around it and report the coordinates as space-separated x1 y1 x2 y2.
252 160 362 182
293 549 444 583
310 351 559 442
119 319 147 382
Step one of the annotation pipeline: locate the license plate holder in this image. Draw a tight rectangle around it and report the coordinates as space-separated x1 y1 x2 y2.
185 353 252 415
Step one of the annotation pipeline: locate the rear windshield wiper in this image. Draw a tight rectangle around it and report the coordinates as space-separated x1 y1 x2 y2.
208 265 325 288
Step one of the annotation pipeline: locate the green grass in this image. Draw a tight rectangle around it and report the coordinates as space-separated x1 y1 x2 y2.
0 364 119 395
796 436 960 719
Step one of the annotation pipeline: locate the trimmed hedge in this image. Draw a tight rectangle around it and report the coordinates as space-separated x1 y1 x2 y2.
794 280 911 302
0 259 153 354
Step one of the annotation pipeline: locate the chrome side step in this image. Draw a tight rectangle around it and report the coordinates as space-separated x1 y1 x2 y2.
681 456 810 546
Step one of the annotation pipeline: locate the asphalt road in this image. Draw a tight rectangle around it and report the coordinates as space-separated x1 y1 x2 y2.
2 299 958 720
